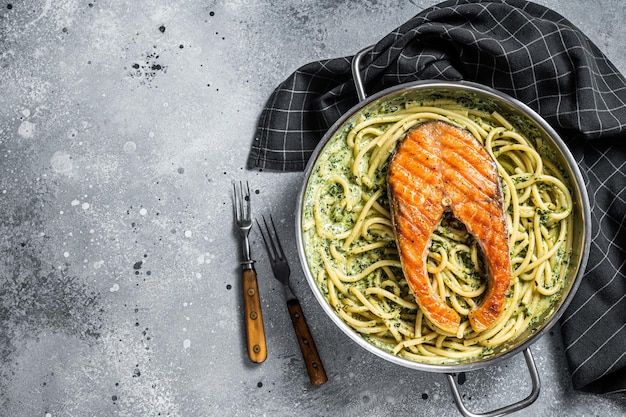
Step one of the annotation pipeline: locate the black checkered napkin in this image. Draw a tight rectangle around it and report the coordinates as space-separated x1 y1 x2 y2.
248 0 626 393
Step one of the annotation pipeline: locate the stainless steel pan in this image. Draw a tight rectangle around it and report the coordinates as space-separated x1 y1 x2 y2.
295 46 591 416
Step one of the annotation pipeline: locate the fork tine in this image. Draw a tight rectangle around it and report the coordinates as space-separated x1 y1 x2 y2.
232 181 240 221
242 181 251 221
267 215 285 261
256 216 275 262
263 215 283 262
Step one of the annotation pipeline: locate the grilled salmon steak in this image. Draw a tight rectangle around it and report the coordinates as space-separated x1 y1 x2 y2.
387 121 512 334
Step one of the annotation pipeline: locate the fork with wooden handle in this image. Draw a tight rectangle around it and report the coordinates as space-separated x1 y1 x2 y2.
257 215 328 386
233 181 267 363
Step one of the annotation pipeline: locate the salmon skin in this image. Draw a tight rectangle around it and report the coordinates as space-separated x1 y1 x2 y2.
387 121 512 334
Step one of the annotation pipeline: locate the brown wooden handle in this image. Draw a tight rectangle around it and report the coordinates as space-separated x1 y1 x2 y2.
287 298 328 386
242 268 267 363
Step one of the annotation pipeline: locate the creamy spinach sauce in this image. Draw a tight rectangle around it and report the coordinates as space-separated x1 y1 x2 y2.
301 89 574 361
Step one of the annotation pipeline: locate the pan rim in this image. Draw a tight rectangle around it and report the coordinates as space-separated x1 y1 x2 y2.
295 79 591 373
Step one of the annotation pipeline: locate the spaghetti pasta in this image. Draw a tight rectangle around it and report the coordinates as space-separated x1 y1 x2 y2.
301 96 574 363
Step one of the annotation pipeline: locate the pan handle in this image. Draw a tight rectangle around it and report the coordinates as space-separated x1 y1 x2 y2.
351 45 375 102
445 348 541 417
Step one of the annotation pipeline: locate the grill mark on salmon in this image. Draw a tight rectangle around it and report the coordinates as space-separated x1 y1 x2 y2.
388 121 512 334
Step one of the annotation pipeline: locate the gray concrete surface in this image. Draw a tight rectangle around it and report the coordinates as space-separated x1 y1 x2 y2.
1 0 625 416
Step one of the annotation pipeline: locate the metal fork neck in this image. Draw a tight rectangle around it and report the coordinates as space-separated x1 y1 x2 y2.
283 284 297 301
240 234 254 269
242 233 251 258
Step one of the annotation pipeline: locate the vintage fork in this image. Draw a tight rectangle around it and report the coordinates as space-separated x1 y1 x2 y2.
233 181 267 363
257 215 328 386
